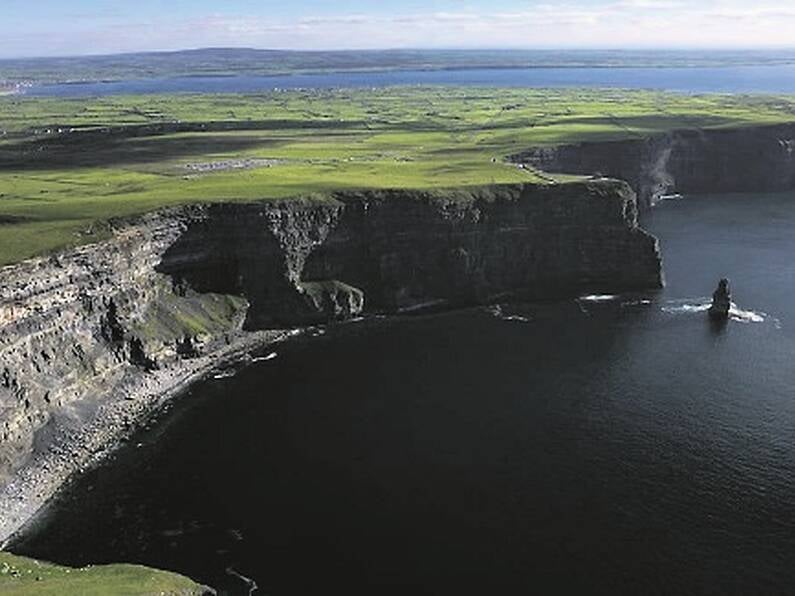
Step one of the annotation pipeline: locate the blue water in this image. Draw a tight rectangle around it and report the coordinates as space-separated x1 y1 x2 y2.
23 64 795 96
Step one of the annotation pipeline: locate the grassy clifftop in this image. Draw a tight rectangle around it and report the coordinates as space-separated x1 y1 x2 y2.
0 552 209 595
2 87 795 265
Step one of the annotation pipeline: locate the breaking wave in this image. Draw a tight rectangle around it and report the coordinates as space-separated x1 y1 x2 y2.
252 352 278 363
661 298 774 325
661 300 712 315
579 294 619 303
729 306 767 324
212 370 237 380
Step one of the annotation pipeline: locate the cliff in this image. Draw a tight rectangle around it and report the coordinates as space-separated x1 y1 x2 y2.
158 181 662 322
0 180 662 541
513 123 795 207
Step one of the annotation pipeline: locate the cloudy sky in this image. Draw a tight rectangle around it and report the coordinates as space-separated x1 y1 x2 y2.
3 0 795 58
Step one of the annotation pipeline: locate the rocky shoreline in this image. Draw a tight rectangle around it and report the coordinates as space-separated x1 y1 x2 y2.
0 328 293 544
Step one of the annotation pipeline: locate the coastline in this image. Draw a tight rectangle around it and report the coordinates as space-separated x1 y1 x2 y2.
0 181 662 548
0 328 293 545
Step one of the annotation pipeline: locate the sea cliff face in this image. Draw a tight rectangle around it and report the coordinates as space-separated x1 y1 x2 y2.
513 123 795 206
158 181 662 322
0 180 662 541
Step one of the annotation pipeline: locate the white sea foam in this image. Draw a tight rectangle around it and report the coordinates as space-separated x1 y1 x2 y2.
212 370 237 380
502 314 533 323
729 306 767 324
252 352 278 363
661 298 772 325
661 302 711 315
579 294 619 303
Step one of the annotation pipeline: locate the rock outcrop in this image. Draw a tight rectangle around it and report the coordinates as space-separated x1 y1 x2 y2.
709 279 732 320
0 180 662 541
512 124 795 207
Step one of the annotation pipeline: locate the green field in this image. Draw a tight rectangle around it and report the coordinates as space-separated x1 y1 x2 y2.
0 552 206 595
2 87 795 265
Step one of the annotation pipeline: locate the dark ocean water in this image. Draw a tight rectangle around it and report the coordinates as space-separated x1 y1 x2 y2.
23 64 795 96
11 192 795 595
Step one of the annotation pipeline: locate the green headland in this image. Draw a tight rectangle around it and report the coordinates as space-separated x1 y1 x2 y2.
2 87 795 266
0 552 208 595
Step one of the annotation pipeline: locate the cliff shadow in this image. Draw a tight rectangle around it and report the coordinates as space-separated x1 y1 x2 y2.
155 207 306 330
0 134 285 171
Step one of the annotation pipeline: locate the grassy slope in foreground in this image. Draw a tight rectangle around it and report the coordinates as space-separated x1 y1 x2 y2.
0 552 208 595
2 87 795 265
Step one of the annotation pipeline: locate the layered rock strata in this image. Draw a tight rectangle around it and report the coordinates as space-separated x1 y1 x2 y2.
0 180 662 541
512 124 795 207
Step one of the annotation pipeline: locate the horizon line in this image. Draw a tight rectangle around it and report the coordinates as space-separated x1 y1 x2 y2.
5 45 795 62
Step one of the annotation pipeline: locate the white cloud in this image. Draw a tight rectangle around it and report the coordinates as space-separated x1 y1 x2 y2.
173 2 795 50
3 1 795 57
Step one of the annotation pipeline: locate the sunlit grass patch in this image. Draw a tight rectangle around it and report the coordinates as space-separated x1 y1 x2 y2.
1 87 795 265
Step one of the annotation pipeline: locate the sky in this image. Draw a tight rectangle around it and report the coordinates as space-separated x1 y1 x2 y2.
3 0 795 58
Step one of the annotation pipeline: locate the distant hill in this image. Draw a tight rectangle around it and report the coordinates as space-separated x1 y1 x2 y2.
3 47 795 84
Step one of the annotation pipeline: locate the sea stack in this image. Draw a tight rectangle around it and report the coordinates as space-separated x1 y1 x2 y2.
709 278 732 320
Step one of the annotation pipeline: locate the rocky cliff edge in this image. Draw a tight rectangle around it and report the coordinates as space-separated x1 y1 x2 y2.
0 181 662 541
